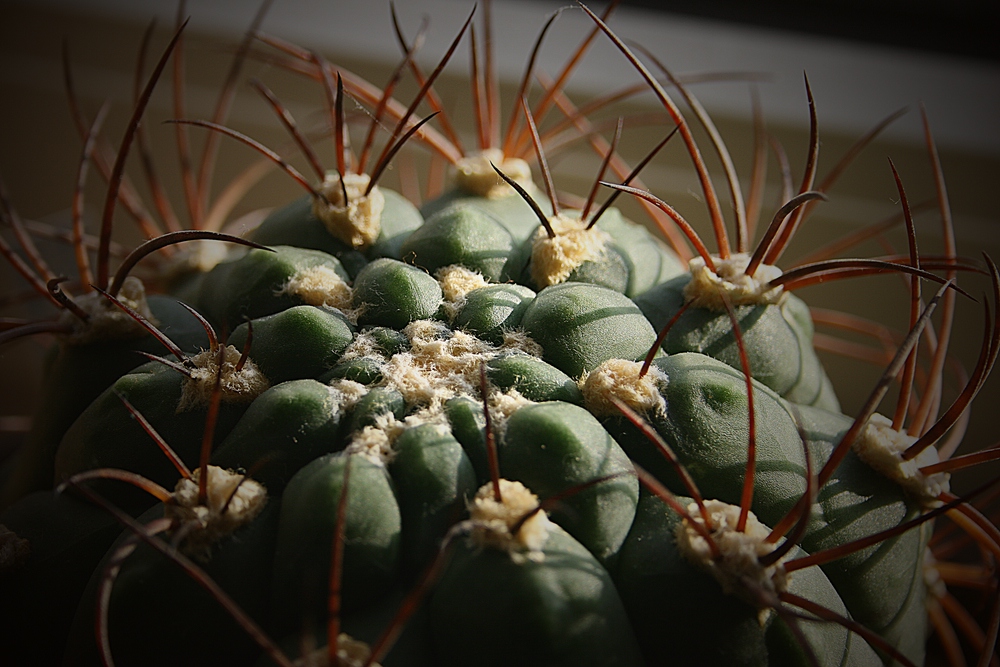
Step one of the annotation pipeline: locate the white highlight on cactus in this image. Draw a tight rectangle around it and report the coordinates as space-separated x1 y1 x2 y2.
853 413 951 507
165 465 267 562
62 276 158 345
468 479 553 562
177 345 270 411
312 171 385 249
530 214 612 288
675 499 790 618
580 358 668 418
453 148 533 199
683 253 785 310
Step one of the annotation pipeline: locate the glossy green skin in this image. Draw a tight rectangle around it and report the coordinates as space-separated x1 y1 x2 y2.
319 356 385 385
352 258 444 329
592 207 686 296
517 208 685 297
635 276 840 411
795 405 929 666
500 401 638 566
211 379 345 492
250 189 424 276
486 351 582 404
605 353 927 664
453 283 535 344
388 423 477 572
342 386 406 437
0 491 123 667
400 203 523 282
614 492 881 667
270 451 402 637
0 295 210 509
429 525 644 667
53 362 249 514
604 353 809 527
419 184 552 245
190 246 351 332
64 501 281 667
443 396 492 485
521 282 658 378
227 305 355 384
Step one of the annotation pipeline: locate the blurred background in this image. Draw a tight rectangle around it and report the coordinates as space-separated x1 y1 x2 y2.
1 0 997 502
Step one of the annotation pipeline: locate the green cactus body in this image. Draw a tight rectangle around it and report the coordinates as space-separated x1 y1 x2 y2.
500 401 638 565
399 203 523 282
511 207 683 297
65 492 280 667
419 182 552 245
250 188 424 275
794 404 930 665
54 359 265 513
226 305 355 384
190 245 353 332
270 451 402 637
453 283 536 344
614 491 881 667
634 270 840 411
0 295 210 509
429 493 643 667
352 258 444 329
486 351 583 404
521 282 658 378
210 379 347 491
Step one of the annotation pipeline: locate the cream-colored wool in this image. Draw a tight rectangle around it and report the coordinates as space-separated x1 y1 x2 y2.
468 479 553 561
580 358 668 418
436 265 490 321
853 413 951 507
312 171 384 249
346 410 453 466
452 148 533 199
501 329 543 357
165 465 267 562
380 322 496 410
62 276 158 345
283 265 359 322
177 345 269 412
530 214 611 288
683 253 785 310
675 499 789 621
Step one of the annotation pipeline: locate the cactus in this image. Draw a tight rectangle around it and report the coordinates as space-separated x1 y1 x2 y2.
1 3 999 667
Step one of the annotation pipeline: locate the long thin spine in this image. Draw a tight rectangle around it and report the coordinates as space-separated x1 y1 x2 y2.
98 20 189 289
762 74 819 266
134 20 182 234
579 2 730 258
194 0 276 227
